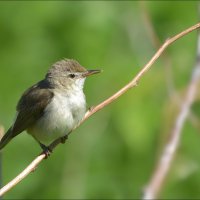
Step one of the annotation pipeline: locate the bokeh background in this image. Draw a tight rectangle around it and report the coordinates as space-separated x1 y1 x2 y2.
0 1 200 199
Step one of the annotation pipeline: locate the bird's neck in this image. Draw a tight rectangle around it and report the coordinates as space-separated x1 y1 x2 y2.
52 86 86 122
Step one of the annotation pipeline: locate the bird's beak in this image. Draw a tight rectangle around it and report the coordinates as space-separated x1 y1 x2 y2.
83 69 102 77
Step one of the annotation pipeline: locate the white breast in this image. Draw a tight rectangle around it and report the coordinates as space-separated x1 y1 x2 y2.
28 89 86 145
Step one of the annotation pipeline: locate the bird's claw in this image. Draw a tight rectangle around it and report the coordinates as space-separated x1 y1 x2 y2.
40 143 52 159
60 135 68 144
43 147 52 159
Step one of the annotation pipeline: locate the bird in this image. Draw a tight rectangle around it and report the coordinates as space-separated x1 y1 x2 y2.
0 59 101 155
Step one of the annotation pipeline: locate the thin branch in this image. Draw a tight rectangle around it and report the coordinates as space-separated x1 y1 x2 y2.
140 1 175 97
143 28 200 200
140 2 200 135
0 155 45 196
0 127 4 141
83 23 200 121
0 126 4 199
0 22 200 197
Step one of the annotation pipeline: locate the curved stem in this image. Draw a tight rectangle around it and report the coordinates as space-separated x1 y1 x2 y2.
0 22 200 197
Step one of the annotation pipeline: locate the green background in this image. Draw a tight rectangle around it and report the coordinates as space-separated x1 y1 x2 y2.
0 1 199 199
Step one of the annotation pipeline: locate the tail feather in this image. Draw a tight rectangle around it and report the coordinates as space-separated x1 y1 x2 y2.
0 128 13 150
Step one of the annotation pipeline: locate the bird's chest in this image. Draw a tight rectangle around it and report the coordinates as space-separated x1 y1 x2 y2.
30 91 86 145
45 91 86 131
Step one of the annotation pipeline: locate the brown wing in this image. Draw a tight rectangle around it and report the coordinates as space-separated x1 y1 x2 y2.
0 80 54 150
12 80 54 136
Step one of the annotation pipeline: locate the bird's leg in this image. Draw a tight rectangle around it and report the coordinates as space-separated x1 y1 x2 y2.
47 135 68 152
39 143 52 158
39 135 68 158
88 106 94 111
60 135 68 144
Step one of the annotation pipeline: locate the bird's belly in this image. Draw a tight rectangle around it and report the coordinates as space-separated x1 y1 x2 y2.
27 92 86 145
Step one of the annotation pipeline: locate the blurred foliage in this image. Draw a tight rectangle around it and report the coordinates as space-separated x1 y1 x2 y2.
0 1 200 199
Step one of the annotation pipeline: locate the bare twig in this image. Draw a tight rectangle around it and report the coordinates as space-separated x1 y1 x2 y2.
143 28 200 200
140 1 175 97
0 126 4 141
0 154 45 196
140 2 200 134
0 126 4 198
0 23 200 197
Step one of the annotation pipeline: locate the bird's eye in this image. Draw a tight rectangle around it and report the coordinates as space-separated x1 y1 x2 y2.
69 74 75 78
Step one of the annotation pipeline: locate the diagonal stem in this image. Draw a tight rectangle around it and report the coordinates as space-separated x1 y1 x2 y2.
143 27 200 200
0 22 200 197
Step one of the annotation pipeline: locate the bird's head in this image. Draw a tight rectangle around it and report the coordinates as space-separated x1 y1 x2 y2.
46 59 101 91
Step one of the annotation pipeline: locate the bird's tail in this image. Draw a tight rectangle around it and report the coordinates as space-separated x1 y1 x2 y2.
0 128 13 150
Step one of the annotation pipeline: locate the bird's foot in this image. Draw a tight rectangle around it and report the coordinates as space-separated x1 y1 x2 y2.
40 143 52 159
88 106 94 111
60 135 68 144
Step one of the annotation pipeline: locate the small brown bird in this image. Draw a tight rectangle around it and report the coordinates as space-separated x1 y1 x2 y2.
0 59 101 153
